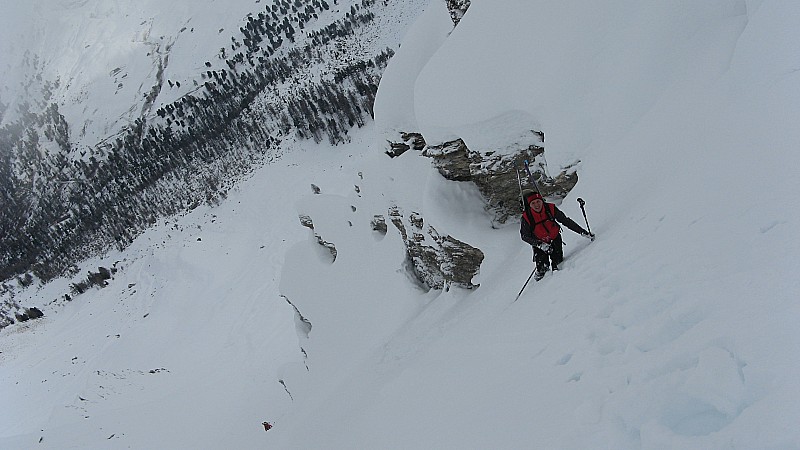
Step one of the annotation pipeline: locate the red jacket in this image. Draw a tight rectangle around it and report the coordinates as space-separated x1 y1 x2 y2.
520 202 587 245
523 203 560 242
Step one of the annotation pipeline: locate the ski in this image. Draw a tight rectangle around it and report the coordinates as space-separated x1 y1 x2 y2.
522 160 543 195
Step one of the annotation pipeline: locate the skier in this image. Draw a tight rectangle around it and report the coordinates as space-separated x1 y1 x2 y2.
520 190 594 280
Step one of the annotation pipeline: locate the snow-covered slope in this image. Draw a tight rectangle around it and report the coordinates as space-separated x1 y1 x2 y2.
2 0 799 448
0 0 429 300
274 0 800 447
0 0 253 149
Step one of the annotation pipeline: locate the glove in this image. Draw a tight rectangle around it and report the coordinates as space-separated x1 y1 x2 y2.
582 232 595 242
535 242 552 254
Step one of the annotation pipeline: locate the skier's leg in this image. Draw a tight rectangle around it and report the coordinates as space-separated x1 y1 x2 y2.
533 246 548 280
550 235 564 270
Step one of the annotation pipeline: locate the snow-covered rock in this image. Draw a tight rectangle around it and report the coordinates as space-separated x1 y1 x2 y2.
388 206 483 290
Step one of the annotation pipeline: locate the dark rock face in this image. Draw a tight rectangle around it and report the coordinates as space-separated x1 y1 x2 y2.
422 132 578 226
423 138 475 181
295 123 577 294
386 132 426 158
446 0 472 26
298 214 337 263
371 215 388 235
379 124 578 293
299 214 315 230
27 307 44 319
388 206 483 290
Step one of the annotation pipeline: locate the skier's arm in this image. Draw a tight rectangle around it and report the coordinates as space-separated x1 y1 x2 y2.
520 216 539 246
521 216 553 252
554 207 589 236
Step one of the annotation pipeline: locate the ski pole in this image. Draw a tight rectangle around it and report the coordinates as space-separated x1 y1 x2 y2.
577 198 592 236
514 268 537 302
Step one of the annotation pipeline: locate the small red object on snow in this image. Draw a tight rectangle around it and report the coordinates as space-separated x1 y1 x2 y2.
262 422 273 431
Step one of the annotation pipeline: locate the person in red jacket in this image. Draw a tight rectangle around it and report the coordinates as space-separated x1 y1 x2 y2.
520 190 594 280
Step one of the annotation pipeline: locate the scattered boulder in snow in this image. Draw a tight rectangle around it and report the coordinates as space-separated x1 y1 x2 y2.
387 142 409 158
311 184 321 194
299 214 314 230
27 307 44 319
371 215 387 235
422 134 578 225
388 206 483 290
386 132 426 158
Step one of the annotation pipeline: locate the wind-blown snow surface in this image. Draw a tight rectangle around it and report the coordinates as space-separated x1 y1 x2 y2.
275 0 800 447
2 1 800 449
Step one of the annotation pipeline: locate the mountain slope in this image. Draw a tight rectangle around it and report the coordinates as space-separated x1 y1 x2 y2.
267 0 800 447
2 1 799 449
0 0 426 319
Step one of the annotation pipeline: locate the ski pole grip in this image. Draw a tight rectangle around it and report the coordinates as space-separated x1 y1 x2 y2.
577 198 585 207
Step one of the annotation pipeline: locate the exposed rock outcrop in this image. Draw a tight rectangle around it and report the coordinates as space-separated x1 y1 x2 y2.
371 215 388 235
446 0 472 26
298 214 337 263
380 125 578 292
386 132 426 158
281 295 312 339
421 131 578 225
388 207 483 290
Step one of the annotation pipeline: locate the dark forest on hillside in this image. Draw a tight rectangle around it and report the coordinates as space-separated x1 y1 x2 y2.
0 0 393 283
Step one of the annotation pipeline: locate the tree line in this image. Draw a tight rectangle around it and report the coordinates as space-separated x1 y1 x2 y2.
0 0 393 283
